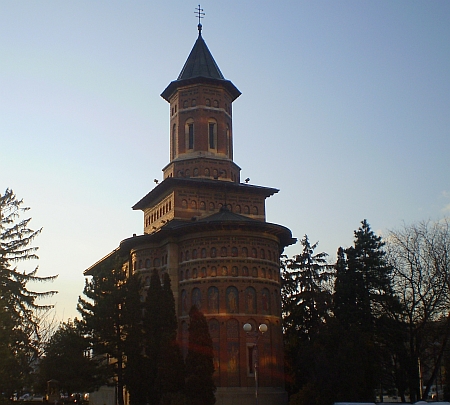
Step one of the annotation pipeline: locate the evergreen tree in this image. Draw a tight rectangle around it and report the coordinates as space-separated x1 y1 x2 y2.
143 269 164 405
77 256 127 405
281 235 332 394
333 246 368 329
0 188 57 396
123 273 146 405
185 306 216 405
332 220 399 402
37 319 105 395
282 235 332 339
156 273 185 405
351 219 395 321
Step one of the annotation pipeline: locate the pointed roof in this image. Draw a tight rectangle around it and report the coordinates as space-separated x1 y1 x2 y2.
177 33 225 80
161 30 241 102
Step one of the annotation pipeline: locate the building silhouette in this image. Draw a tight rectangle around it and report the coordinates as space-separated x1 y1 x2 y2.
86 21 295 405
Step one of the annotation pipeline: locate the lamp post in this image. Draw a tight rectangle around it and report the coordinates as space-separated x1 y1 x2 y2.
243 323 268 405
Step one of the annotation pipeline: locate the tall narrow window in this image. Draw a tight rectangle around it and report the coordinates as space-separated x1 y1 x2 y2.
209 122 216 149
185 119 194 151
226 124 230 156
172 123 177 158
188 123 194 149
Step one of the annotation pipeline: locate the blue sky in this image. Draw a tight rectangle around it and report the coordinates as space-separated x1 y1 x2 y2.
1 1 449 322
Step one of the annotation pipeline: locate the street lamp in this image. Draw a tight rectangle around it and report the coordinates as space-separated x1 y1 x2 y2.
243 323 268 405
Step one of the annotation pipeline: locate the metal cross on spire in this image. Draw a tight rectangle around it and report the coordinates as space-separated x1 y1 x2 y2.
195 5 205 34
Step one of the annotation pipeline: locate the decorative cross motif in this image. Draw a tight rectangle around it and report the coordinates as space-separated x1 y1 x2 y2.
195 4 205 33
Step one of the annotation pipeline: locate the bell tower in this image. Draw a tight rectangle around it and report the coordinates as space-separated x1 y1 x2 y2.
160 23 242 183
86 12 296 405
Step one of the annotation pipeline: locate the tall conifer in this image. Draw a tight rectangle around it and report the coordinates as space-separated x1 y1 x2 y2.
0 188 57 395
185 306 216 405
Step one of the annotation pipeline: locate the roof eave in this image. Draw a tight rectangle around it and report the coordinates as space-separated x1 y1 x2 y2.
161 77 241 102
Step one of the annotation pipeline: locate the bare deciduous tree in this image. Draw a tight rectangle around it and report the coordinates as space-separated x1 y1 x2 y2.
387 219 450 401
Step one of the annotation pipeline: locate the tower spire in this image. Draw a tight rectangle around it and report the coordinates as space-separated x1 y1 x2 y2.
195 4 205 34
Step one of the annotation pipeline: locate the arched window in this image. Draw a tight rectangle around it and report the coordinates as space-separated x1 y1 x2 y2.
260 249 265 259
252 206 258 215
242 266 249 276
226 286 238 313
221 266 228 276
205 168 210 177
231 266 238 276
191 288 201 309
213 100 219 108
185 250 190 261
138 260 142 269
211 247 217 258
185 119 194 150
200 201 206 210
210 266 217 277
201 248 207 258
183 100 188 108
145 259 151 268
209 202 215 211
208 119 217 150
206 98 211 107
191 200 197 209
245 287 257 314
261 288 271 314
182 199 188 208
231 247 238 257
221 247 227 257
192 249 198 259
208 287 219 313
181 290 187 315
235 205 241 213
191 99 196 107
244 205 250 214
242 247 248 257
252 248 257 258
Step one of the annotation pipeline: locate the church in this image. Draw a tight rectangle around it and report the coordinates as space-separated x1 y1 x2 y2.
85 17 295 405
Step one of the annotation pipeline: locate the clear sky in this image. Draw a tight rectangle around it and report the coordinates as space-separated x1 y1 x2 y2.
1 1 449 323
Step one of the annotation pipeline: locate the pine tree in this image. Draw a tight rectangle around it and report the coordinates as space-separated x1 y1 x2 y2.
77 255 127 405
0 188 57 396
157 273 185 405
123 273 146 405
142 269 164 405
333 246 368 329
185 306 215 405
37 319 105 395
332 220 399 402
281 235 333 395
351 219 395 321
282 235 332 339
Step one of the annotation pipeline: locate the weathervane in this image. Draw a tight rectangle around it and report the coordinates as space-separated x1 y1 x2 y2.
195 5 205 34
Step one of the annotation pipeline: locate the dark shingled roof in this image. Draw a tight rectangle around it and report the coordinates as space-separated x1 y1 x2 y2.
177 33 225 80
161 32 241 102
